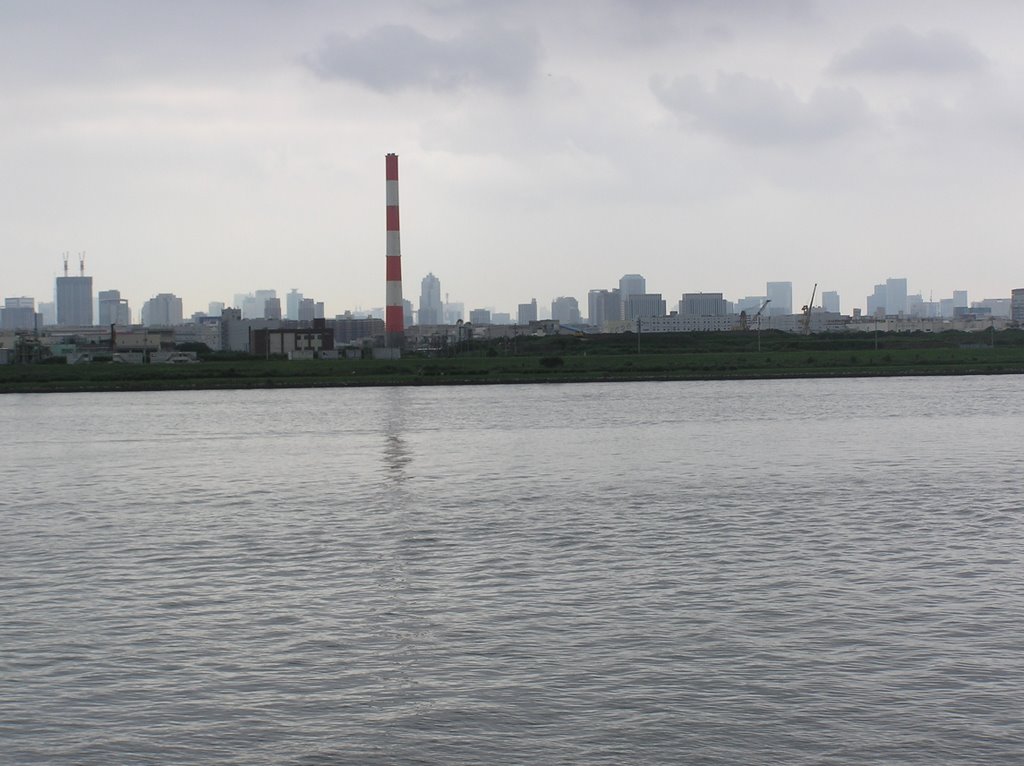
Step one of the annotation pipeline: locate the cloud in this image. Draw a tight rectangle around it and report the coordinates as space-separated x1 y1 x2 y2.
304 23 540 93
831 26 988 75
651 72 868 144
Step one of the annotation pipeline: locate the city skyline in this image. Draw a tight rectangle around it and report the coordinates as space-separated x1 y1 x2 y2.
5 266 1012 332
2 2 1023 314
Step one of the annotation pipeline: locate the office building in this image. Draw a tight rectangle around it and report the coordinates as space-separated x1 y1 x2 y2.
56 276 93 326
885 278 908 316
517 299 538 325
766 282 793 316
679 293 728 316
286 289 302 321
469 308 491 325
588 289 621 328
141 293 184 326
1 297 39 332
821 291 840 314
624 293 666 321
618 275 646 312
550 296 581 324
98 289 131 326
1011 288 1024 323
419 273 443 326
442 302 462 324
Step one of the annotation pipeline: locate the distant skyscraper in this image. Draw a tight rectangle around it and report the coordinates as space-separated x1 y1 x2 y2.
98 289 131 326
419 273 442 325
517 299 538 325
1011 288 1024 323
469 308 491 325
619 275 646 313
624 293 666 320
766 282 793 316
736 296 768 315
1 297 38 332
38 301 56 326
952 290 968 310
141 293 183 326
821 291 840 314
443 301 463 324
551 296 581 324
208 301 225 317
298 298 315 323
264 297 282 320
588 289 621 328
679 293 727 316
885 278 908 316
866 284 886 316
56 255 93 326
286 289 302 320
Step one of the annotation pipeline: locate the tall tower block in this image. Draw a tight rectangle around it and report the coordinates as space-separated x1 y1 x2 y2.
385 153 404 347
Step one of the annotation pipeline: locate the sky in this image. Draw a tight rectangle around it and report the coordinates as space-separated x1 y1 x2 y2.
2 0 1023 318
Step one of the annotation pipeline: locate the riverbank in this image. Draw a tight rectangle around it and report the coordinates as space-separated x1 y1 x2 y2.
4 342 1024 394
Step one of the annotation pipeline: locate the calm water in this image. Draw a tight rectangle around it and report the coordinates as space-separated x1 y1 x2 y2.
2 377 1023 765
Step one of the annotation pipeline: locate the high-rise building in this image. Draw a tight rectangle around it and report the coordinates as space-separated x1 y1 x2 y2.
953 290 968 310
208 302 225 317
679 293 728 316
286 289 302 321
821 291 840 314
1011 288 1024 323
736 296 768 315
56 258 94 327
1 297 39 332
551 296 581 324
442 301 463 324
766 282 793 316
624 293 666 320
885 278 908 316
141 293 183 326
469 308 491 325
38 301 56 326
867 284 886 316
619 275 646 313
298 298 315 323
517 299 538 325
588 289 620 328
98 289 131 326
264 297 282 320
419 273 442 325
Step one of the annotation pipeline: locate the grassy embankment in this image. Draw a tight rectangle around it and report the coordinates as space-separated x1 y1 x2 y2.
2 330 1023 394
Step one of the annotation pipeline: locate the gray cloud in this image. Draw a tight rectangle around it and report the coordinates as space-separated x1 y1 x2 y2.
831 26 988 75
305 23 540 93
652 72 868 144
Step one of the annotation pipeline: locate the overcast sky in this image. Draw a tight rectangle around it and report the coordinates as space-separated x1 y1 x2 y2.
3 0 1023 318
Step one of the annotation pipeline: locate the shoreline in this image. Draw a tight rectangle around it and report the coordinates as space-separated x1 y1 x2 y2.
3 363 1023 395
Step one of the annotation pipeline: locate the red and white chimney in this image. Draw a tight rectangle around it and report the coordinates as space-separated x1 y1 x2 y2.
385 153 404 347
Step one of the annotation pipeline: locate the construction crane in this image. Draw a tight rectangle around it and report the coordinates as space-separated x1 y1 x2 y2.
801 283 818 335
739 298 771 331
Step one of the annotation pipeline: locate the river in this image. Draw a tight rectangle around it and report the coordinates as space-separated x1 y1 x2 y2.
2 377 1022 764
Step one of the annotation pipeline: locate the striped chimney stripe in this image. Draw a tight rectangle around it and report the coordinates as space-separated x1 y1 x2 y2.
385 153 404 341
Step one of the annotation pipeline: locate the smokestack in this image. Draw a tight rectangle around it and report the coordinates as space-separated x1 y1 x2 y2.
385 153 404 347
